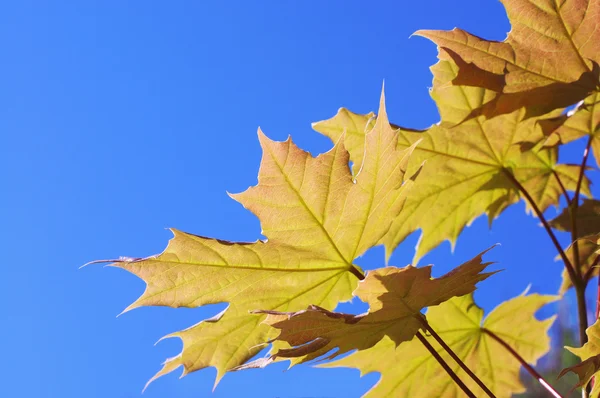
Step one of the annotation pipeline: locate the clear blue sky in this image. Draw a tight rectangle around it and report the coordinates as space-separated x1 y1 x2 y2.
1 1 596 397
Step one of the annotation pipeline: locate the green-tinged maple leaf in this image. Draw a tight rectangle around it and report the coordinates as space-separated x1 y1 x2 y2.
104 90 419 387
322 291 557 398
244 248 496 365
416 0 600 119
561 319 600 397
314 54 590 261
542 91 600 167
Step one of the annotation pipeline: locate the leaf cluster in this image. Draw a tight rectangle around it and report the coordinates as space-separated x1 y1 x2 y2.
91 0 600 396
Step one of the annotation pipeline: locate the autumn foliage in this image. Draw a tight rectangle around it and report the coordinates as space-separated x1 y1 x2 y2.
91 0 600 396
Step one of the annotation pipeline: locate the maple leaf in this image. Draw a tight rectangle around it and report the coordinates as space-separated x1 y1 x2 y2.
245 248 496 365
550 199 600 292
541 91 600 167
561 319 600 397
314 54 590 261
322 291 557 398
550 199 600 239
104 90 418 387
555 234 600 292
416 0 600 119
312 108 376 175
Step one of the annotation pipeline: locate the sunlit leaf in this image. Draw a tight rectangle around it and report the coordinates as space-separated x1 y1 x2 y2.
313 53 589 261
542 92 600 167
246 248 496 365
550 199 600 292
416 0 600 118
107 90 418 387
550 199 600 239
561 319 600 397
322 292 556 397
558 234 600 293
312 108 376 175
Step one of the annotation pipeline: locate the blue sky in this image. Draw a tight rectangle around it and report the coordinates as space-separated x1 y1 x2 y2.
1 1 596 397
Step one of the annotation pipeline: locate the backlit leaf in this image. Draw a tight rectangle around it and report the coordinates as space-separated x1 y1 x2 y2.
558 234 600 293
322 292 556 397
542 92 600 167
312 108 375 175
249 248 496 364
314 54 590 261
108 90 418 387
416 0 600 118
550 199 600 238
550 199 600 292
561 319 600 397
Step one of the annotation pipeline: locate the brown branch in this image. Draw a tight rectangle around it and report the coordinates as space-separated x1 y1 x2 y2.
501 168 578 286
583 255 600 283
416 315 496 398
415 331 477 398
570 136 592 282
552 169 572 206
482 329 563 398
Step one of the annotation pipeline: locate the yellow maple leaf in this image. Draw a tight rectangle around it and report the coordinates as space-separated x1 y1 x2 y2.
542 92 600 167
249 248 496 364
416 0 600 119
315 53 589 261
550 199 600 239
322 291 557 398
549 199 600 292
557 234 600 293
561 319 600 397
106 90 418 387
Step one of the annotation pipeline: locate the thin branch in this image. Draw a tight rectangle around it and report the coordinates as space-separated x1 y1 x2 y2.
415 332 477 398
597 261 600 321
593 264 600 393
575 136 592 205
552 169 572 206
416 315 496 398
576 285 591 398
571 136 593 279
573 137 594 376
583 255 600 283
501 168 579 286
482 329 563 398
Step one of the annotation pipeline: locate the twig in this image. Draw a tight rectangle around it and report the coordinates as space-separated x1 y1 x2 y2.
570 136 592 283
583 255 600 283
415 331 477 398
416 315 496 398
482 329 563 398
552 169 572 206
501 168 578 287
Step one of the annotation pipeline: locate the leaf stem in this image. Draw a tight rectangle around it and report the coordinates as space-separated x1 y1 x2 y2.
501 168 579 289
572 138 593 397
552 169 572 206
596 261 600 321
416 315 496 398
348 265 365 280
415 331 477 398
570 136 592 282
575 136 592 208
502 167 589 396
583 255 600 283
576 284 591 398
482 328 563 398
